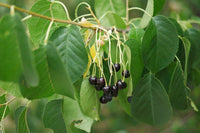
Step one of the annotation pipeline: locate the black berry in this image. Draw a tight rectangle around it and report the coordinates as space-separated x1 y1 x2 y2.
113 63 121 72
116 80 123 89
111 85 118 97
102 86 111 94
89 76 97 85
104 93 112 102
122 82 127 89
100 96 108 104
97 77 105 87
122 70 130 78
127 96 132 103
95 85 102 91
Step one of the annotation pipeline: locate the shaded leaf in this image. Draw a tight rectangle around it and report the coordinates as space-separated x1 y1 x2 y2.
20 46 54 99
185 28 200 68
46 42 74 98
131 73 173 125
49 26 88 83
156 62 176 92
169 18 183 36
153 0 165 16
179 37 191 83
117 77 132 116
126 39 144 88
142 16 179 72
43 99 67 133
15 106 30 133
168 62 188 110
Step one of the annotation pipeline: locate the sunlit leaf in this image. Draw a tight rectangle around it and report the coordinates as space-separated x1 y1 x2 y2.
80 77 100 120
27 0 68 44
95 0 126 18
63 97 94 132
0 14 38 86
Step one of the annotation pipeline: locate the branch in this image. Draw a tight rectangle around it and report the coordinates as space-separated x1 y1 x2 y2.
0 2 130 33
0 97 16 107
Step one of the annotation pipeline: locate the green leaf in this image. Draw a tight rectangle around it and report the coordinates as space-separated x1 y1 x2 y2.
142 16 179 73
169 18 183 36
128 28 145 44
63 97 93 132
131 73 173 125
126 39 144 88
0 14 38 86
139 0 153 28
153 0 165 16
46 42 74 99
100 12 126 29
15 106 30 133
191 68 200 86
156 62 176 92
179 37 191 83
168 62 188 110
43 99 67 133
49 26 88 83
188 98 199 112
0 81 22 97
27 0 68 44
80 77 100 120
69 121 87 133
117 77 132 116
73 78 83 102
95 0 125 18
185 28 200 68
20 46 54 99
0 94 10 120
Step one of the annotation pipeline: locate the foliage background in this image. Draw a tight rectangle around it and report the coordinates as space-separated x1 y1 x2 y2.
0 0 200 133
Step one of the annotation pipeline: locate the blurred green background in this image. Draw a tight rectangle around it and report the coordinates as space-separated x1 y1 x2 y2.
0 0 200 133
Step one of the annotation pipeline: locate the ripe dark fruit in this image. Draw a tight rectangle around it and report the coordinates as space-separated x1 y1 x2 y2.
89 76 97 85
122 70 130 78
111 85 118 97
100 96 108 104
102 86 111 94
122 82 127 89
97 77 105 87
116 80 123 89
127 96 132 103
95 85 102 91
113 63 121 72
104 93 112 102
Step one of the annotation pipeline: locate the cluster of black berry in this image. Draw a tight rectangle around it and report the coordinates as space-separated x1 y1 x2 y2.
89 63 130 104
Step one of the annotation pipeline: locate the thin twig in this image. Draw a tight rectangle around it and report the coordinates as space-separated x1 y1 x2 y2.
0 97 16 107
0 2 89 28
86 7 100 25
0 2 130 33
126 0 129 25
